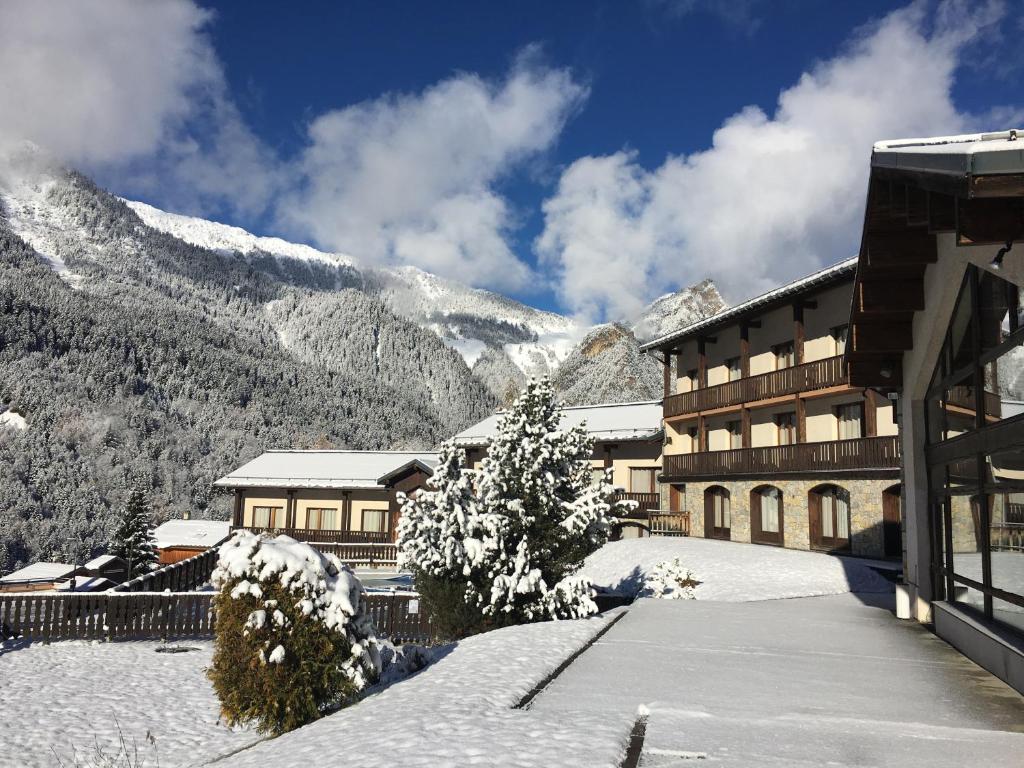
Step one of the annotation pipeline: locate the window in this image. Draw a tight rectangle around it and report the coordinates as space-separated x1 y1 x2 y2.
832 325 849 355
307 507 338 530
776 413 796 445
774 342 795 370
727 420 742 450
687 426 699 452
252 506 281 529
687 368 699 389
361 508 388 534
590 466 607 487
837 403 864 440
726 357 741 382
630 467 658 494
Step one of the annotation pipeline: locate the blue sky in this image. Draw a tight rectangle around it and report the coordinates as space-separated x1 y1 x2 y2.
2 1 1022 319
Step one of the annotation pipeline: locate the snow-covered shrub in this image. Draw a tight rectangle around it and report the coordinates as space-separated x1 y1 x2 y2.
399 378 625 635
207 532 380 735
639 558 700 600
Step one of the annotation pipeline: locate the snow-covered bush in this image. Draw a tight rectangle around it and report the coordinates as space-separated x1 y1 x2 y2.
207 532 381 735
639 558 700 600
399 378 624 636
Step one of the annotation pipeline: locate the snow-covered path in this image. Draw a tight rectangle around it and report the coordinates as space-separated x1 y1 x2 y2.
0 640 259 767
582 537 893 600
530 595 1024 767
215 612 633 767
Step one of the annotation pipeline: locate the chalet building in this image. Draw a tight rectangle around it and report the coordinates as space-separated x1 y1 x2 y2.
214 450 437 543
847 131 1024 693
0 555 127 593
152 519 231 564
640 260 901 558
451 401 666 535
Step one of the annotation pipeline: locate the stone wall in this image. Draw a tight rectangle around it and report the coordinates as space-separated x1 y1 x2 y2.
661 475 900 559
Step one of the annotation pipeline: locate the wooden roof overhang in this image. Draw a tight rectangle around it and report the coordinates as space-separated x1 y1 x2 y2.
846 158 1024 388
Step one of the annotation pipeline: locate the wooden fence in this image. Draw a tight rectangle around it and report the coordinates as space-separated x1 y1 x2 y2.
649 512 690 537
0 591 431 645
113 548 219 593
238 527 390 544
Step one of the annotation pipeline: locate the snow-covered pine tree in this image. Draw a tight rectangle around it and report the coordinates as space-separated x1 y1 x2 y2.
108 485 158 578
472 378 616 622
397 441 495 637
399 378 624 634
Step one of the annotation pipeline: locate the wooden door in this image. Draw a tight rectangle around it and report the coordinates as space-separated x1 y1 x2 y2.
751 487 784 546
670 484 684 512
882 485 902 558
810 486 851 552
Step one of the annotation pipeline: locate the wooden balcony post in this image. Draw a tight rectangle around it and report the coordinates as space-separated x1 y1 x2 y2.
741 407 751 449
793 304 805 366
232 489 243 528
795 396 806 443
864 389 878 436
286 490 297 529
740 323 751 378
342 490 352 532
697 339 707 388
697 413 706 452
662 349 673 399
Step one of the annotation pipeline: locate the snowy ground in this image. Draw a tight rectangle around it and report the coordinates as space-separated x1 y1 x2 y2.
582 537 893 601
531 596 1024 767
0 640 259 767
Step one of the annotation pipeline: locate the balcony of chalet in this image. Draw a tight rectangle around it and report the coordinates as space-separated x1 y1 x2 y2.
665 354 848 417
662 435 901 480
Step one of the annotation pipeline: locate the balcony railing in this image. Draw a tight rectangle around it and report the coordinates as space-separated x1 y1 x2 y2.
665 355 847 417
612 491 661 513
663 436 900 479
945 386 1002 418
649 511 690 536
235 527 391 544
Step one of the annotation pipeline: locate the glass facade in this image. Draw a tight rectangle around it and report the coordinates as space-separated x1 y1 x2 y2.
927 266 1024 637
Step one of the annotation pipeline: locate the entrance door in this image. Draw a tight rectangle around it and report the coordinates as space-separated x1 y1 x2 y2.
810 485 851 552
704 487 731 540
882 485 902 558
751 486 784 546
670 484 685 512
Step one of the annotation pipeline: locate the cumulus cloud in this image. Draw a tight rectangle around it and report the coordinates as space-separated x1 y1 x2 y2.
537 1 1018 322
0 0 277 218
277 53 587 291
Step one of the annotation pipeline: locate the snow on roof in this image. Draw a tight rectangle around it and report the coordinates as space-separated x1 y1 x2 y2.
872 130 1024 177
640 257 858 352
54 575 115 592
0 562 77 584
152 519 232 550
452 400 663 446
84 554 124 571
213 451 439 490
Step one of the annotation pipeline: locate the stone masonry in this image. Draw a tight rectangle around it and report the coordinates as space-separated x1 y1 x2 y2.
660 475 900 559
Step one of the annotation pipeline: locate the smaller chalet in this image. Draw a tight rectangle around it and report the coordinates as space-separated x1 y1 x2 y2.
214 450 438 543
152 519 232 564
452 401 666 536
0 555 128 593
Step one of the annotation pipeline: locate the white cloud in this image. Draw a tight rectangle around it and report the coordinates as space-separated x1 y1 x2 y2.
277 52 587 291
537 1 1018 322
0 0 277 218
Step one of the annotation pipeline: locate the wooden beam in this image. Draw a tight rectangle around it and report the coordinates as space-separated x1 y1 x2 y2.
928 192 957 232
663 350 672 400
858 278 925 314
906 186 929 226
865 230 937 267
232 489 244 528
957 197 1024 246
969 173 1024 198
697 339 708 389
741 407 751 449
342 491 352 532
852 319 913 352
795 396 806 444
848 358 903 388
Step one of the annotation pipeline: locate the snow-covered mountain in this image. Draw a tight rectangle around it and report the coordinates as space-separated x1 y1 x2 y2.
126 201 582 376
631 278 727 342
552 323 662 406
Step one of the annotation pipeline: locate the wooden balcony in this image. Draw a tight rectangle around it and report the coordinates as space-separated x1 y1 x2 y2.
665 355 847 417
613 491 660 513
649 511 690 536
234 527 391 544
662 436 900 479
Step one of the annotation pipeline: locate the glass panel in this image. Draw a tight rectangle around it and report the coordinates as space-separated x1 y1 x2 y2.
992 597 1024 635
836 489 850 540
777 414 795 445
590 467 606 487
838 403 863 440
761 488 780 533
833 325 848 355
821 493 834 538
949 494 984 584
728 421 742 450
320 508 338 530
951 582 987 616
363 509 387 533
